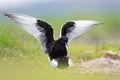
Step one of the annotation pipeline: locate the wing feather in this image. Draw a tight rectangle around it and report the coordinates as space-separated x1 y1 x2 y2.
5 13 54 53
60 20 102 42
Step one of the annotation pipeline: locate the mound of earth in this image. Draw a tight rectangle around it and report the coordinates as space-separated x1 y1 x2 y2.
78 50 120 74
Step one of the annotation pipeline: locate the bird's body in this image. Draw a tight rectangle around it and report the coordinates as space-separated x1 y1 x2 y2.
37 20 69 63
5 13 102 68
49 36 68 60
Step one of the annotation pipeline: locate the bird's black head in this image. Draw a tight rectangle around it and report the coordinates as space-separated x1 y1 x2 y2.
60 36 68 43
56 36 68 45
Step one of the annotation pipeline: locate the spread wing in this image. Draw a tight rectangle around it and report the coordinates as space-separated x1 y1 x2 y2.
60 20 102 42
5 13 54 53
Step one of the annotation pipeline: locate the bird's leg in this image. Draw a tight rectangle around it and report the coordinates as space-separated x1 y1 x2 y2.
64 56 73 67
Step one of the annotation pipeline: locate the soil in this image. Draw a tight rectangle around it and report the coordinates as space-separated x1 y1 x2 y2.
78 50 120 74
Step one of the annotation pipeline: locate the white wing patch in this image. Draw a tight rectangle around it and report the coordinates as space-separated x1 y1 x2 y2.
66 20 102 41
5 13 47 53
5 13 41 38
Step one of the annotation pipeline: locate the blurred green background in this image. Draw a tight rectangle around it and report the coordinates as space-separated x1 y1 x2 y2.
0 0 120 80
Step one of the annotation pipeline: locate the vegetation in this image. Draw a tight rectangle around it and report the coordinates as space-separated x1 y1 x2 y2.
0 13 120 80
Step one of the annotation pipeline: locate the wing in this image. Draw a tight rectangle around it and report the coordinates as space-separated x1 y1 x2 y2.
5 13 54 53
60 20 102 42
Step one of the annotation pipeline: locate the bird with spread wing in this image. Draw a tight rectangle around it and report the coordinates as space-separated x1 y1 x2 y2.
5 13 102 68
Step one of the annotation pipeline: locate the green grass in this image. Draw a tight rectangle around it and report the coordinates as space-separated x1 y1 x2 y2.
0 56 120 80
0 14 120 80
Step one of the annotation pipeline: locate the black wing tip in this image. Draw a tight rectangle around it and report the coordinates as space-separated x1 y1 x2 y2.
4 13 8 16
94 22 104 26
4 13 11 17
4 13 15 18
99 22 104 24
95 21 104 25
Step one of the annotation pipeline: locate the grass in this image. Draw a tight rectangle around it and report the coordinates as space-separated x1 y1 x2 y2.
0 14 120 80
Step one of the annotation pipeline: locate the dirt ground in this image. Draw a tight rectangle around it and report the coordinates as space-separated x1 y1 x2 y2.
78 50 120 74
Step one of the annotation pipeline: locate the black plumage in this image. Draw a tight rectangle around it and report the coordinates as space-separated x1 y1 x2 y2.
37 20 68 60
5 13 102 68
49 36 68 60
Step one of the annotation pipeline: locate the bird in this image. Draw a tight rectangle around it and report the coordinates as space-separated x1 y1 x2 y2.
5 13 102 68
